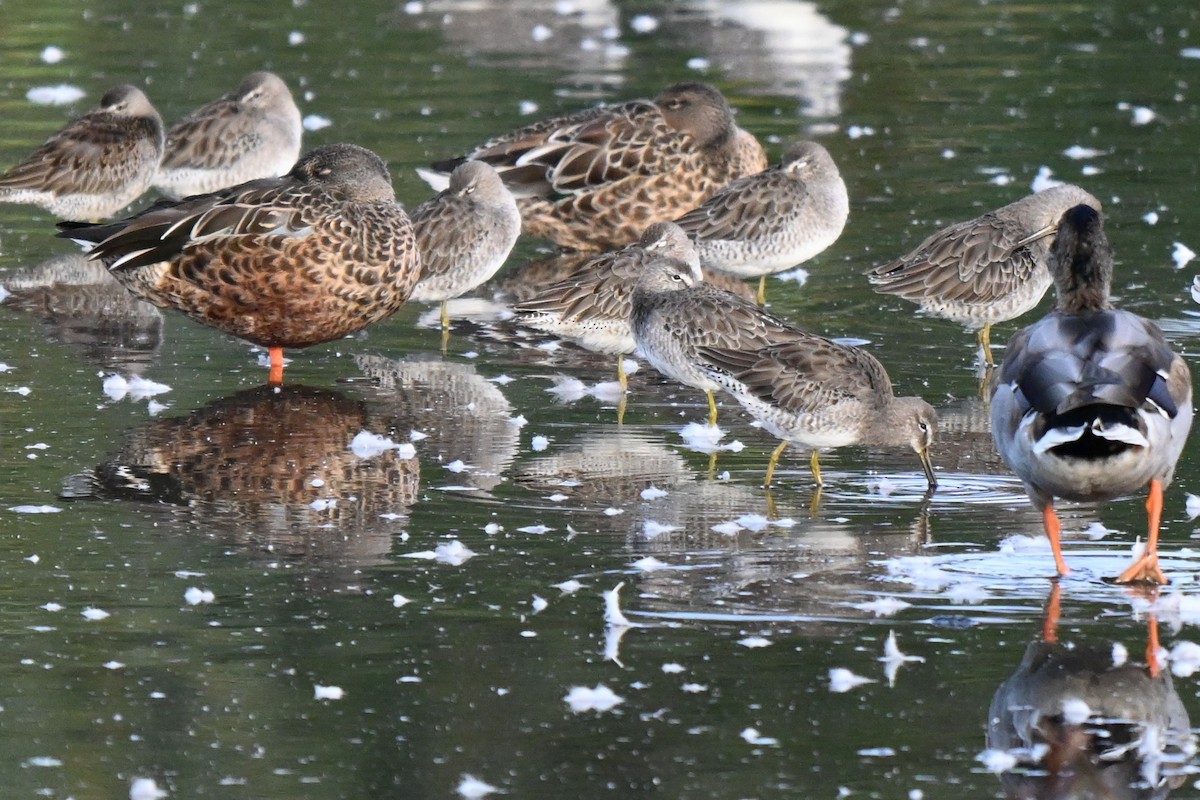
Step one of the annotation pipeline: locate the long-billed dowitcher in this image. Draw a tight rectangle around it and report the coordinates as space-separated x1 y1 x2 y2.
866 184 1102 365
154 71 302 200
631 258 937 488
58 143 421 385
410 161 521 332
674 140 849 305
513 221 701 391
419 82 767 251
0 85 164 221
990 204 1192 584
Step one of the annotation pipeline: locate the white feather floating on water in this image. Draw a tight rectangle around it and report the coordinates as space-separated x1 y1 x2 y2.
563 684 624 713
828 667 874 693
604 582 631 627
129 778 169 800
740 727 779 746
27 84 85 105
399 540 477 565
456 775 504 799
853 596 911 617
880 631 925 686
1172 242 1196 269
976 749 1018 774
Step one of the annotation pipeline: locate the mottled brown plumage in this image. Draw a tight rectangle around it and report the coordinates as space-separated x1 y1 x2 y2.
866 184 1102 364
419 82 767 251
155 71 303 199
58 143 420 383
632 258 937 486
0 85 164 221
513 222 701 388
410 161 521 330
675 140 849 304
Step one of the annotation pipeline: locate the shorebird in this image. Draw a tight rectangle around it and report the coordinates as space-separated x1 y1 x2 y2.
990 204 1192 584
866 184 1102 365
419 82 767 251
58 143 421 385
513 221 701 392
154 71 302 200
0 84 164 221
674 140 848 305
632 257 937 488
410 161 521 332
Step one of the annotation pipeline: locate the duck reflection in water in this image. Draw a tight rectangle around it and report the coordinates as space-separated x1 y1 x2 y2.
61 384 419 567
987 583 1195 799
0 250 163 373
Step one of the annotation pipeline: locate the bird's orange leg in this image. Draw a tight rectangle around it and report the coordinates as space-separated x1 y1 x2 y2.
268 347 285 386
1043 505 1071 577
1114 479 1169 585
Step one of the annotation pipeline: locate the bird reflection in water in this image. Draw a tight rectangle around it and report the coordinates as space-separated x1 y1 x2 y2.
987 582 1195 799
355 353 518 498
0 250 163 373
61 384 419 567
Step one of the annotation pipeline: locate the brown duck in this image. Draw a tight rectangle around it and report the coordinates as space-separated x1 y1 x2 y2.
59 143 421 384
419 82 767 251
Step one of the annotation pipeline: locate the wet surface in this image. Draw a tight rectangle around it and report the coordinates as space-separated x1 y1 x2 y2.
3 1 1200 798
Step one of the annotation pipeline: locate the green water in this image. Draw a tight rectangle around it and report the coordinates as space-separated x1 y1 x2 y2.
3 1 1200 797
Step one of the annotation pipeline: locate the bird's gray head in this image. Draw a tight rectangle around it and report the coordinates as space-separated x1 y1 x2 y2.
236 71 292 107
873 397 938 488
639 221 702 281
292 143 395 202
448 160 508 202
634 252 700 295
655 82 735 149
100 85 159 120
1049 203 1113 313
781 140 837 178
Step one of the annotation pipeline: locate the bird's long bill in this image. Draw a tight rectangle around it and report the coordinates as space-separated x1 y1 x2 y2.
1013 222 1058 249
918 448 937 489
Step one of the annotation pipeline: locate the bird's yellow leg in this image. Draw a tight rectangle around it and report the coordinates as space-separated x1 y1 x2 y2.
809 450 824 487
756 275 767 306
706 390 718 426
764 440 788 488
977 324 994 367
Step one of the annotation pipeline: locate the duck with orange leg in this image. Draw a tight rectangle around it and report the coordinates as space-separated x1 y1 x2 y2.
58 143 421 385
990 204 1192 584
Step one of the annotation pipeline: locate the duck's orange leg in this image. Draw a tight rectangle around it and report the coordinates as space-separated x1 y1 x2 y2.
268 347 285 386
1043 505 1071 577
1114 479 1169 585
